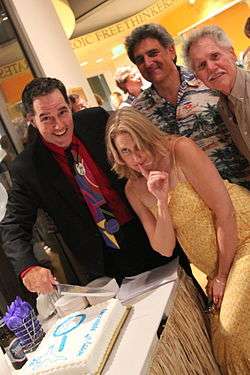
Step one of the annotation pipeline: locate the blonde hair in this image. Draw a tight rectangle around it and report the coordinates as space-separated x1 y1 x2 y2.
106 107 171 179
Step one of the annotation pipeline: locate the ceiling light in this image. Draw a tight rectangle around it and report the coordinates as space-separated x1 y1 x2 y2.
96 58 103 63
112 44 125 58
80 61 88 66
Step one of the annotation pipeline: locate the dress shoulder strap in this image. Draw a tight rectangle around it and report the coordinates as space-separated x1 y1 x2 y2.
168 136 186 183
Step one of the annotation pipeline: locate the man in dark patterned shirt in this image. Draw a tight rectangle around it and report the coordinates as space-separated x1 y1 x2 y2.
125 23 250 189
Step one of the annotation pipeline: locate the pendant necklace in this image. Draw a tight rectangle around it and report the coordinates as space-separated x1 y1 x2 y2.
75 152 99 189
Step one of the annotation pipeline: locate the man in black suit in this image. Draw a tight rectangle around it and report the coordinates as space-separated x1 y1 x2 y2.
0 77 179 294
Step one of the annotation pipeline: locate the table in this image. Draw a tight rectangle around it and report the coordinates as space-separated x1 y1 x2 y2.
11 268 220 375
10 279 175 375
103 281 176 375
103 268 221 375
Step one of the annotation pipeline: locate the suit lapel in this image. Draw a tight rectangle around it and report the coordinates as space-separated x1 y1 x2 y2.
76 122 109 174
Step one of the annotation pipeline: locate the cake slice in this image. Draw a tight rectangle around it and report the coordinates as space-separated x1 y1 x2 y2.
21 298 128 374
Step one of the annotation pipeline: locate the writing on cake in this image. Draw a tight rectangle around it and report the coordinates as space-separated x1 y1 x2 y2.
20 299 127 375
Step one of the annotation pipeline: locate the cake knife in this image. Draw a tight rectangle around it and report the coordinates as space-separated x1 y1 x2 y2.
56 283 116 297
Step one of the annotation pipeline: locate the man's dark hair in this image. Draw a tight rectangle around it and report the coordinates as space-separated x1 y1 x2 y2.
22 77 69 115
244 17 250 38
125 23 175 63
68 94 79 105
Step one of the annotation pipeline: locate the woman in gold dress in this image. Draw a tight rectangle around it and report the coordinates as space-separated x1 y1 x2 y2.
106 107 250 375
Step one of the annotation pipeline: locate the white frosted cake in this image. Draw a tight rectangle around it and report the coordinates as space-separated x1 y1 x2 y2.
21 298 127 374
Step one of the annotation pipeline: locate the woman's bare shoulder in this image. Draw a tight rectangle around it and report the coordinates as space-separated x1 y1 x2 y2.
163 135 193 151
173 137 200 158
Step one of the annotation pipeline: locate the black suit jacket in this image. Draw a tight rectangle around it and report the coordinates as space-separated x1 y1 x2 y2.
0 109 115 279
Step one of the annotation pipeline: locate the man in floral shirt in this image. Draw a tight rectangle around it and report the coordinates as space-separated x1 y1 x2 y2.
125 23 250 189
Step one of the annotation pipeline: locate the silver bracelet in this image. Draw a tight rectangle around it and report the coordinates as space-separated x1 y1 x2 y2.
215 278 226 285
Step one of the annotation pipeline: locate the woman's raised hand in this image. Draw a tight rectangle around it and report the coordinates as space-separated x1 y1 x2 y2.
139 165 169 202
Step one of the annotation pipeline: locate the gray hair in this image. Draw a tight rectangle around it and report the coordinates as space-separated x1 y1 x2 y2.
125 23 174 63
183 25 233 69
114 65 139 83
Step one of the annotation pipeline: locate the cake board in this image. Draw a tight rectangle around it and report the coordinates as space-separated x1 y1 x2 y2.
96 306 132 375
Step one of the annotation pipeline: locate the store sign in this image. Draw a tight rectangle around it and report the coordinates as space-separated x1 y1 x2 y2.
0 59 29 80
71 0 175 49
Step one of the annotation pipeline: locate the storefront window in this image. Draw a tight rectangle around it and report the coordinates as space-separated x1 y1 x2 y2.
87 74 112 111
0 0 34 162
0 0 37 312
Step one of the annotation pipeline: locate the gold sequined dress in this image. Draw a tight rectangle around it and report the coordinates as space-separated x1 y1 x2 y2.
152 180 250 374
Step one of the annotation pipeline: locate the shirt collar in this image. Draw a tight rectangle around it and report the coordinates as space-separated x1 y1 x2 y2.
179 66 200 88
42 134 79 156
149 66 201 103
229 67 245 101
150 66 200 94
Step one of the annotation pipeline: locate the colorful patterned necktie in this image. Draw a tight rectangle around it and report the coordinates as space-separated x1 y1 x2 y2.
65 147 120 249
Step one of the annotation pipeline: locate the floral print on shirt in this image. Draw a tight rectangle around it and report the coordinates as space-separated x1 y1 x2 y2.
132 67 250 189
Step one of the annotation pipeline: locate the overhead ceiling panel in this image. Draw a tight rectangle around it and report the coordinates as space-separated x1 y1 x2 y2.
68 0 156 38
69 0 108 20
